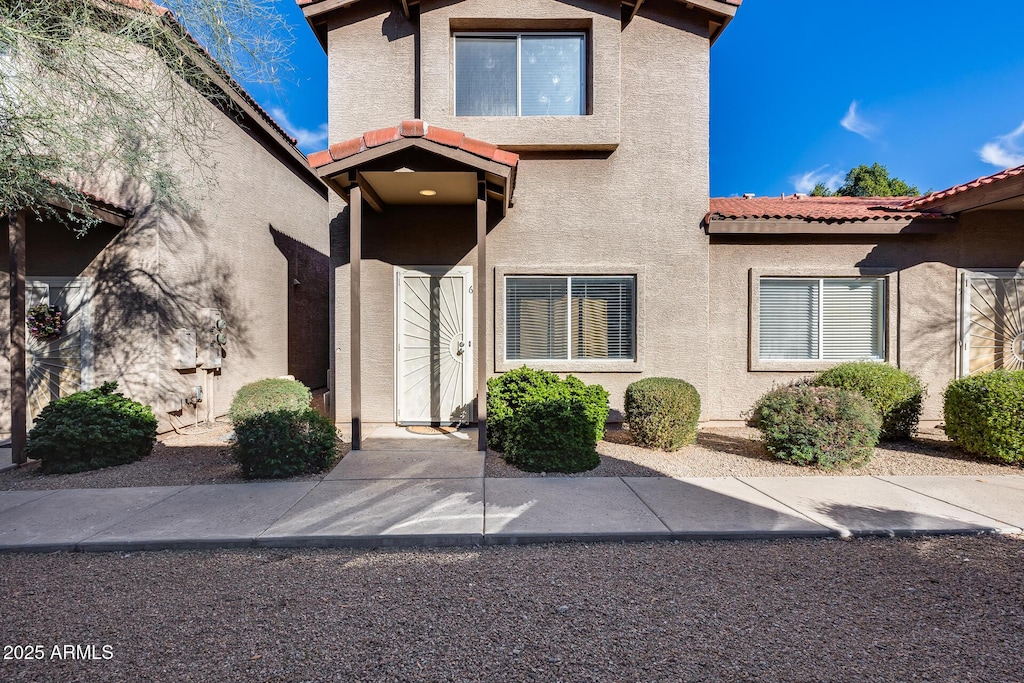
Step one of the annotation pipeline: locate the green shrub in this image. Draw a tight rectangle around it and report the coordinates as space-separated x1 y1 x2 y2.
486 367 564 451
504 397 601 473
752 384 881 468
624 377 700 451
486 367 608 452
233 409 338 479
27 382 157 474
812 362 924 440
943 370 1024 463
228 378 312 424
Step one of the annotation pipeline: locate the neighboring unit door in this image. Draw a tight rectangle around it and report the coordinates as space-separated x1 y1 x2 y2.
960 270 1024 376
26 278 93 424
395 267 474 425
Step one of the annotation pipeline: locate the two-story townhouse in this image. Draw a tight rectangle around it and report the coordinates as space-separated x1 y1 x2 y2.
299 0 741 449
300 0 1024 451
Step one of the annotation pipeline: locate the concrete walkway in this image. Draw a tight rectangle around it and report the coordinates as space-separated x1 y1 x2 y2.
2 447 1024 552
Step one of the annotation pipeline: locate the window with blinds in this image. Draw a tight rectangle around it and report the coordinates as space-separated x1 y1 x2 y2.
506 276 635 361
759 277 885 361
455 33 586 117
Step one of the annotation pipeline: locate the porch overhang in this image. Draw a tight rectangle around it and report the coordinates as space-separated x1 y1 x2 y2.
309 120 518 216
317 121 513 452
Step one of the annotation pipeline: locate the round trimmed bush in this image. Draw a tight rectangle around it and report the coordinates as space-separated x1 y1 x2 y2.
486 367 608 453
486 367 564 452
504 397 601 473
228 378 312 424
811 362 924 441
233 408 338 479
752 384 881 468
624 377 700 451
944 370 1024 463
27 382 157 474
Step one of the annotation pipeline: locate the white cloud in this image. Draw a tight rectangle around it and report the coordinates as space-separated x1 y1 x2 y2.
979 121 1024 168
840 100 877 139
269 107 328 152
790 165 845 194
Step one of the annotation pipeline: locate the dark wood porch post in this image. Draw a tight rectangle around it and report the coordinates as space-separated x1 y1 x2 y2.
476 188 487 452
8 209 26 464
350 186 362 450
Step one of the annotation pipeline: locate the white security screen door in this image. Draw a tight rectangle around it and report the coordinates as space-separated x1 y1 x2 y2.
961 270 1024 375
26 278 93 424
395 267 474 425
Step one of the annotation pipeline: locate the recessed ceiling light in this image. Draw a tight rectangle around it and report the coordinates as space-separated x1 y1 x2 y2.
419 189 437 196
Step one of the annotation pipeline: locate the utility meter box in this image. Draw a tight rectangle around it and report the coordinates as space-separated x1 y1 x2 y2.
173 329 197 370
198 308 226 370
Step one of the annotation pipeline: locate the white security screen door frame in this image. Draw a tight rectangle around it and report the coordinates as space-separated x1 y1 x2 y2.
959 268 1024 377
394 266 475 425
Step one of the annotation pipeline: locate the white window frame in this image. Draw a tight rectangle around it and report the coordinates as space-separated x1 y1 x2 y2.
453 32 587 117
749 268 895 372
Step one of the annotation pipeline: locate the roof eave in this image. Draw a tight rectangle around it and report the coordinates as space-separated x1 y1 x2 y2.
300 0 740 50
705 217 958 236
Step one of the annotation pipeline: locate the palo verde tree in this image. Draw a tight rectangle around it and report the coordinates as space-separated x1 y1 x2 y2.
810 163 921 198
0 0 292 233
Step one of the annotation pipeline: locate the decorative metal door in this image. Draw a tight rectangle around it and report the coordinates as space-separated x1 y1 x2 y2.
960 270 1024 375
26 278 92 424
395 267 474 425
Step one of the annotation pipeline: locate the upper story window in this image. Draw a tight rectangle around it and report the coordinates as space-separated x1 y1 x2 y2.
455 33 586 117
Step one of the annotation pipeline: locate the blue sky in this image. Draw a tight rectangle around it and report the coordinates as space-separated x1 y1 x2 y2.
245 1 1024 198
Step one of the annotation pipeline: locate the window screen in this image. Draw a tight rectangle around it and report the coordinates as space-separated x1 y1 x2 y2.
506 276 635 361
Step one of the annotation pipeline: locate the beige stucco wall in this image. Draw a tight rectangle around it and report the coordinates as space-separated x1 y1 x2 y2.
327 0 417 142
707 210 1024 422
152 118 328 429
1 101 327 436
329 0 712 426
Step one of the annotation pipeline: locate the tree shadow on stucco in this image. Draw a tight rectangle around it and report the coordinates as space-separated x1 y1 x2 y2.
0 176 260 423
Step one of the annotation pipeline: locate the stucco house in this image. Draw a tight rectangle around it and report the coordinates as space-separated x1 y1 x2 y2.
299 0 1024 451
298 0 742 449
1 2 330 456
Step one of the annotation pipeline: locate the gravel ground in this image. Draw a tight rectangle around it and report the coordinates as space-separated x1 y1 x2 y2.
1 536 1022 682
486 426 1024 478
0 422 350 491
4 424 1020 489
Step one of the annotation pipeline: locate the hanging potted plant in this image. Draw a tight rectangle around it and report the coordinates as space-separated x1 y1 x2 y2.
27 303 64 342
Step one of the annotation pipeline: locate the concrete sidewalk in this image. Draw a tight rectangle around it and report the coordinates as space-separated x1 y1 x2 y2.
2 449 1023 552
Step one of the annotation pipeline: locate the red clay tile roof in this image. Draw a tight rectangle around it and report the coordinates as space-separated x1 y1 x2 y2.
297 0 741 9
308 120 520 169
708 196 944 223
899 164 1024 210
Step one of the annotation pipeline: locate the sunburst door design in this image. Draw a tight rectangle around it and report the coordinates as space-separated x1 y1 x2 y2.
396 268 474 425
25 278 93 424
961 271 1024 375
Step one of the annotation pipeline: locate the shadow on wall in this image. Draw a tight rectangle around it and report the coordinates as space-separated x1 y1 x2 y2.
0 175 261 432
271 225 330 390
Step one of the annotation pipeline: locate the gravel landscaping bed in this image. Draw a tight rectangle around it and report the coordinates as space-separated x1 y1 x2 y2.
4 423 1020 488
1 536 1022 682
0 422 349 491
485 426 1024 478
